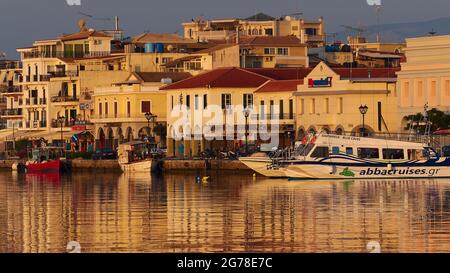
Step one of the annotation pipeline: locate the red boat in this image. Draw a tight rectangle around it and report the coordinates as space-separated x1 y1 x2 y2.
26 158 61 173
25 147 69 173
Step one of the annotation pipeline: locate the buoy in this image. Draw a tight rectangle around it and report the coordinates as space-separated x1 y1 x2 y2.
253 173 257 179
202 176 209 183
196 175 201 183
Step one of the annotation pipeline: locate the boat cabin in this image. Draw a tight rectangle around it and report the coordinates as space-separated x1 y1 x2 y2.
295 134 437 161
118 141 158 164
29 147 65 163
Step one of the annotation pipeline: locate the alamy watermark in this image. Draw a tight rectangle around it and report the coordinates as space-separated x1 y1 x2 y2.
66 0 81 6
66 241 81 253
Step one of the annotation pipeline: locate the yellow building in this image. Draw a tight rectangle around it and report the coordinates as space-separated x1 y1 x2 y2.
91 72 191 149
1 24 130 149
294 62 400 137
397 34 450 128
183 13 325 47
161 67 272 157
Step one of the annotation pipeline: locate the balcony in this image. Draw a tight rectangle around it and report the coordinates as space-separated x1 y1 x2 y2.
22 51 111 59
47 70 79 78
51 96 79 104
0 108 23 117
0 85 23 94
24 120 47 129
50 119 76 129
25 98 38 105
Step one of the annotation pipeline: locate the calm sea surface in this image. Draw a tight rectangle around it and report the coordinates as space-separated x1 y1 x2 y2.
0 170 449 253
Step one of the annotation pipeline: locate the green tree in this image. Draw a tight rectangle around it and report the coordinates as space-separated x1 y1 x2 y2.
404 108 450 133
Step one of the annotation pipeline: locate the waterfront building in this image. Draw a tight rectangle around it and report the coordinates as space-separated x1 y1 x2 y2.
294 62 400 137
253 79 304 147
396 34 450 126
91 72 191 150
161 67 273 157
0 24 130 150
182 13 325 48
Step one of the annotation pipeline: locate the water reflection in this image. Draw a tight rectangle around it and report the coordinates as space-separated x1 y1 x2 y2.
0 171 449 253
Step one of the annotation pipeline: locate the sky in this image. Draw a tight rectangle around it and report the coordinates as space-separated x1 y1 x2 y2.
1 0 449 58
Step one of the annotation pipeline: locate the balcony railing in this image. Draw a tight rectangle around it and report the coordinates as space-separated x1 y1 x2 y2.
50 119 76 128
1 109 23 116
0 85 22 93
23 51 111 59
51 96 79 103
24 120 46 129
47 70 79 78
25 98 39 105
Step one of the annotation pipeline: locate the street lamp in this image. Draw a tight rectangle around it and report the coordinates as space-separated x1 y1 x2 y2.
144 112 157 139
359 105 368 137
243 108 250 155
57 116 65 147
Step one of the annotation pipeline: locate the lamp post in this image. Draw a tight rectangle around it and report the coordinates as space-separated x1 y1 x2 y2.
243 108 250 155
144 112 157 139
57 116 65 147
359 105 368 137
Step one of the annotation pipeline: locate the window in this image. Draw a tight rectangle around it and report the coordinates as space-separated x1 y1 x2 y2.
270 100 274 117
332 147 340 155
105 102 108 116
324 98 329 114
338 97 343 114
221 94 231 109
383 149 404 159
279 100 284 119
311 147 329 158
186 95 190 108
289 99 293 119
260 100 265 118
203 94 208 109
264 48 275 55
357 148 379 159
305 28 317 35
277 48 289 56
194 95 199 110
310 99 316 114
141 101 151 113
408 149 425 160
243 94 253 109
114 101 118 118
171 96 174 110
300 99 305 115
127 101 131 117
445 80 450 97
265 28 273 36
346 147 353 155
98 102 102 116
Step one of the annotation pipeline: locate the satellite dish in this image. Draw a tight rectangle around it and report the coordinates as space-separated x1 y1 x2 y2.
78 18 88 32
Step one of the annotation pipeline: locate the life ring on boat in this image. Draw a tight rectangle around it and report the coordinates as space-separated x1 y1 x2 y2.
301 136 317 145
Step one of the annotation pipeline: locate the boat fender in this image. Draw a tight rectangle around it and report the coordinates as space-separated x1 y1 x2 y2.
387 164 393 171
11 162 18 171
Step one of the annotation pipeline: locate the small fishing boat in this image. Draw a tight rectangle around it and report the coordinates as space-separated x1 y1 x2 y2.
240 133 450 179
25 147 70 173
118 141 162 172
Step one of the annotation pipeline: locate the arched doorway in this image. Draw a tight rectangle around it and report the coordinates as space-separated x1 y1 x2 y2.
335 126 345 135
126 127 133 142
307 126 317 135
117 127 124 144
97 127 105 150
352 125 375 137
106 127 114 149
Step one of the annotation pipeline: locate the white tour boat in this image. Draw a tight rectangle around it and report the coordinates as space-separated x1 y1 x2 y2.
240 133 450 179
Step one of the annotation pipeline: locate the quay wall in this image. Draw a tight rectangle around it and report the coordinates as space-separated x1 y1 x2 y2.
0 159 251 171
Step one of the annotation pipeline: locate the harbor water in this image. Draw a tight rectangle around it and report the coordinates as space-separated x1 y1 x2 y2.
0 171 449 253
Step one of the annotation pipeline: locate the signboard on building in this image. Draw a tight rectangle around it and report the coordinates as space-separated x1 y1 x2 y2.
308 77 332 88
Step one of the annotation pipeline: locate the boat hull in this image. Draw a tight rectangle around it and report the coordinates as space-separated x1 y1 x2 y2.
120 160 152 172
281 160 450 179
26 159 61 173
239 157 287 178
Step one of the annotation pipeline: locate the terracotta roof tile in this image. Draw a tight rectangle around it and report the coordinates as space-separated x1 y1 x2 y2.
255 79 304 93
332 67 400 79
60 30 110 41
239 36 303 46
160 67 272 90
247 68 313 80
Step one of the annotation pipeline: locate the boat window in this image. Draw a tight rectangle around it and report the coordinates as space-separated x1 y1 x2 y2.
408 149 423 160
357 148 379 159
295 144 314 156
311 146 329 158
383 149 404 160
332 147 340 155
346 147 353 155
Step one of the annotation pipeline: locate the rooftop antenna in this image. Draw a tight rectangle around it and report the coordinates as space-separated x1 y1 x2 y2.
366 0 382 42
428 29 437 36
